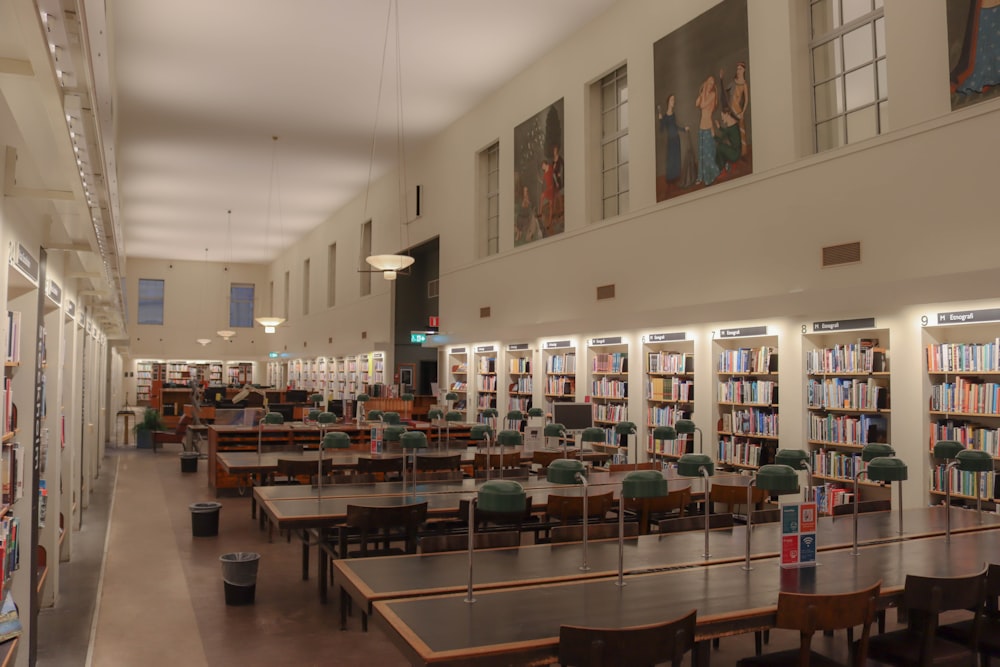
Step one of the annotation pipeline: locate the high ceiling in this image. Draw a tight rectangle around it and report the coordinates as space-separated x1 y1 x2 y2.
111 0 616 264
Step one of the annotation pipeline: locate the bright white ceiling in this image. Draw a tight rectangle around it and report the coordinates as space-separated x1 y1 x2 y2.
112 0 616 264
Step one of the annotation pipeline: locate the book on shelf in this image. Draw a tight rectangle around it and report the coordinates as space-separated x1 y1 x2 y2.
0 616 21 643
0 591 16 624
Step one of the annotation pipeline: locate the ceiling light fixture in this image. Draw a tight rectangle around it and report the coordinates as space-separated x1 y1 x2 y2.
361 0 414 282
217 209 237 340
255 136 286 333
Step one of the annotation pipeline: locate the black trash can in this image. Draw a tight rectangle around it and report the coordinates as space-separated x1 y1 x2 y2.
220 552 261 605
190 502 222 537
180 452 199 473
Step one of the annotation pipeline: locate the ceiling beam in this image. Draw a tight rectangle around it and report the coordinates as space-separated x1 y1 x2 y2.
0 58 33 76
3 147 74 200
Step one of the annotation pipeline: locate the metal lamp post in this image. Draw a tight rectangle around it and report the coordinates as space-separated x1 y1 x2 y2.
465 480 525 603
544 423 568 456
614 421 637 467
742 464 800 571
400 431 428 496
677 453 715 559
618 470 667 586
547 458 590 571
674 419 703 454
774 449 813 502
469 424 494 480
495 430 523 480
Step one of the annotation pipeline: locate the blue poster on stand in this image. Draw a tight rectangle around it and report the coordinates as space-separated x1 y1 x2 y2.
780 502 817 569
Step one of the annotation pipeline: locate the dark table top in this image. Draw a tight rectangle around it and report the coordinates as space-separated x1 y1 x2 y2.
373 526 1000 666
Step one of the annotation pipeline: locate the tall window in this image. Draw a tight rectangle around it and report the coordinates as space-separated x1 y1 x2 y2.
283 270 290 320
360 220 372 297
302 258 310 316
599 65 629 220
137 278 164 325
229 283 254 328
478 141 500 257
810 0 886 152
327 243 337 308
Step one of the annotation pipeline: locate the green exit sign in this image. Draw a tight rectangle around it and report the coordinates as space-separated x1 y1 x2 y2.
410 333 427 343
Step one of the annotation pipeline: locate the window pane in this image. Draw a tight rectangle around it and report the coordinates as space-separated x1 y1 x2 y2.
602 141 617 169
812 40 842 82
618 135 629 165
603 196 618 219
841 0 872 25
846 105 877 143
878 100 889 133
814 79 843 121
874 16 885 57
603 109 617 137
602 81 616 112
603 168 617 195
487 147 498 171
876 58 888 99
811 0 839 37
619 161 629 192
488 195 498 218
488 238 499 255
845 64 875 110
619 191 629 214
843 24 873 71
230 284 255 328
137 279 164 325
488 169 498 191
618 102 628 132
816 118 843 152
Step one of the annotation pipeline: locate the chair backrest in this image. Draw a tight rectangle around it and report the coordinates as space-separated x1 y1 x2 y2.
775 580 880 666
623 487 691 535
474 451 523 471
558 609 697 667
709 482 768 515
901 565 988 661
414 470 464 482
330 472 377 484
607 462 658 472
533 450 576 467
356 456 404 480
344 501 429 556
551 522 638 543
418 530 520 554
750 508 782 524
546 491 615 524
658 513 735 534
277 457 331 480
415 453 462 472
457 495 533 529
831 499 891 516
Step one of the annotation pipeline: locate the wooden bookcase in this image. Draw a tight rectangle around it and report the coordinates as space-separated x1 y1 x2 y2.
446 347 469 415
643 332 694 460
543 339 577 414
587 336 629 445
505 343 534 416
473 345 498 419
714 330 779 471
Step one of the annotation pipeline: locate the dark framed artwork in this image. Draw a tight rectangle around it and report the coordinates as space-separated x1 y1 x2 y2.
947 0 1000 110
514 99 565 246
653 0 750 203
398 364 414 390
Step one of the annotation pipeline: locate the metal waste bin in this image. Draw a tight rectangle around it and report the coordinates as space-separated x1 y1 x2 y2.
220 552 260 605
180 452 199 473
189 502 222 537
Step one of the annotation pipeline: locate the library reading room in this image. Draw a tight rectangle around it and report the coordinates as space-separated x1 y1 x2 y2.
2 0 1000 665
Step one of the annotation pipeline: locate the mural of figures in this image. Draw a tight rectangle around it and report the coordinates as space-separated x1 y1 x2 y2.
948 0 1000 110
653 0 750 203
514 99 564 246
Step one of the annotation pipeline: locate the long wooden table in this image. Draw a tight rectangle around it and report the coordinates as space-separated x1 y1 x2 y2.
373 525 1000 666
336 506 1000 633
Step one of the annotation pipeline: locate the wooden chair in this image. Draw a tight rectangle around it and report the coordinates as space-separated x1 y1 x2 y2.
938 562 1000 666
273 457 332 485
710 482 769 519
558 608 696 667
337 501 429 559
607 462 658 472
453 495 538 533
623 487 691 534
831 499 891 516
418 530 520 554
356 456 404 482
736 580 881 667
550 522 638 543
546 491 616 525
414 470 464 482
750 508 782 524
533 449 577 473
415 453 462 472
866 565 988 666
473 451 524 476
658 513 735 534
152 414 190 453
329 472 377 484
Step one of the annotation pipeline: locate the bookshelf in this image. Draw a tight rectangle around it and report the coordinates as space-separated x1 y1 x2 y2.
332 357 346 400
446 347 469 414
804 320 891 510
473 345 498 417
643 332 694 460
345 355 359 398
587 336 629 445
714 327 779 471
370 351 386 392
134 360 164 404
505 343 534 415
924 310 1000 505
226 362 253 387
543 339 577 415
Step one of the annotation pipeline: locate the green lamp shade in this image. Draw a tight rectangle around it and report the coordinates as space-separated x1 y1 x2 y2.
481 408 498 418
544 423 566 437
383 412 401 425
445 392 459 401
774 449 810 470
356 394 370 403
614 421 637 435
367 410 385 422
622 470 668 499
527 407 545 418
676 453 714 477
497 430 523 447
956 448 994 472
427 409 444 420
861 443 895 462
477 480 527 513
933 440 964 460
755 464 801 493
322 432 351 449
262 412 284 424
547 458 587 484
317 412 336 424
445 411 463 422
384 426 407 443
469 424 494 441
580 427 606 443
506 410 524 421
309 393 324 405
866 456 908 482
674 419 696 435
401 393 414 402
307 409 322 421
652 425 677 440
400 431 428 450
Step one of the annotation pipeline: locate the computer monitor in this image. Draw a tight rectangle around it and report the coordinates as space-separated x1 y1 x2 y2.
551 402 594 431
284 389 308 403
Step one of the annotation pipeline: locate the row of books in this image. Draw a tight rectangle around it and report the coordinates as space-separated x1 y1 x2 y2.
477 357 496 373
718 379 778 405
647 351 693 374
592 352 627 374
476 376 497 391
0 442 23 505
805 341 887 374
810 449 869 480
808 413 887 446
545 378 575 396
930 378 1000 415
0 516 21 594
930 421 1000 455
508 397 532 411
717 347 777 374
3 378 11 435
5 312 19 364
648 405 691 427
509 378 532 393
593 403 628 423
546 353 576 374
449 363 467 374
590 379 627 398
720 408 779 437
807 378 888 411
647 377 693 402
648 435 690 457
930 464 996 499
716 440 763 467
449 381 467 391
926 340 1000 373
810 484 855 515
476 395 495 409
508 358 531 373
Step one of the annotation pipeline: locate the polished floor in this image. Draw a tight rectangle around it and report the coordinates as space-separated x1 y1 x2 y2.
34 442 888 666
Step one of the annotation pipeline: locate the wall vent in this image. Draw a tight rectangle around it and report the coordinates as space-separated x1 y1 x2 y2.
480 306 491 318
361 331 367 340
596 284 616 301
428 279 439 299
822 242 861 267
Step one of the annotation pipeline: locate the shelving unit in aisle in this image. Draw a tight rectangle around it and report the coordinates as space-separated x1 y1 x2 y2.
643 331 694 462
587 336 629 450
473 345 498 422
505 343 534 417
446 347 469 415
543 339 577 416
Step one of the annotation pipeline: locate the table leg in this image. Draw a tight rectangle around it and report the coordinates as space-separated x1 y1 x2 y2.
250 474 258 520
319 529 329 604
301 532 309 581
694 639 710 666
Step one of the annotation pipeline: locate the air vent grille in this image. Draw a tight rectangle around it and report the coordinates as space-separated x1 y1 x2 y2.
596 284 616 301
480 306 491 318
822 242 861 267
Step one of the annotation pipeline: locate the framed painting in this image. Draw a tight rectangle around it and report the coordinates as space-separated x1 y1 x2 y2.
947 0 1000 110
514 99 565 246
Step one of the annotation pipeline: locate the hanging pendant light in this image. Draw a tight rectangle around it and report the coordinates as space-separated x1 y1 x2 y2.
195 247 214 346
255 136 286 332
217 209 237 340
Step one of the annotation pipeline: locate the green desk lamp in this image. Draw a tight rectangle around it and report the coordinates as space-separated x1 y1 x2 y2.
743 464 800 571
618 470 667 586
400 430 427 496
527 407 545 420
466 480 525 603
355 393 370 424
495 430 522 481
547 458 590 571
401 393 414 420
677 452 715 559
317 411 336 425
505 410 524 432
445 410 463 447
580 426 606 454
652 425 677 463
427 408 444 448
774 449 812 501
383 411 401 425
674 418 702 454
943 447 993 538
481 407 499 434
544 423 568 456
367 410 385 424
445 392 459 412
614 421 637 467
469 424 494 479
933 439 964 537
309 393 324 409
318 431 351 497
851 443 903 554
262 412 284 424
307 409 322 423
